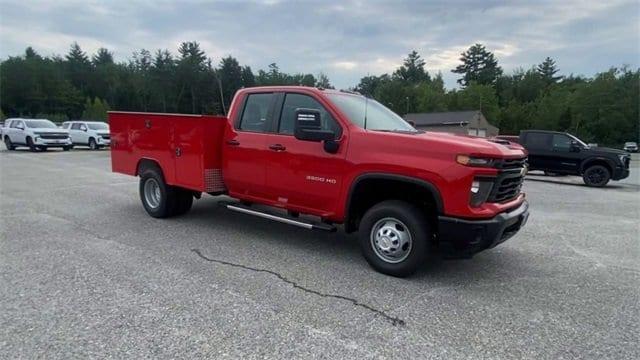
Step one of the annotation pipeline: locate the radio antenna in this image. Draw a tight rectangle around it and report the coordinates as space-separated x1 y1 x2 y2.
217 77 227 115
364 95 369 129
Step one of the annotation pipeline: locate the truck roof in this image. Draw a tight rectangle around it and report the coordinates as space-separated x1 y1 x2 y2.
520 130 568 135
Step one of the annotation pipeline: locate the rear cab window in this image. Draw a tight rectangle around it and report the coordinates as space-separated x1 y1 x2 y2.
238 93 275 133
524 132 551 149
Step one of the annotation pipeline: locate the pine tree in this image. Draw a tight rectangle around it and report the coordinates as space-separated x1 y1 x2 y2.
536 57 562 85
92 48 114 66
452 44 503 87
394 50 430 83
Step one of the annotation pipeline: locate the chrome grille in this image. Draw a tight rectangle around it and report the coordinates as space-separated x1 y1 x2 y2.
40 133 68 140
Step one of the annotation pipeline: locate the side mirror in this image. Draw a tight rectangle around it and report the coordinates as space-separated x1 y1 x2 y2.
570 140 581 152
294 108 335 142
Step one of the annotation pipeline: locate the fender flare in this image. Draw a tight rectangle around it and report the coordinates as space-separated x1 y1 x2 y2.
343 173 444 231
580 157 615 173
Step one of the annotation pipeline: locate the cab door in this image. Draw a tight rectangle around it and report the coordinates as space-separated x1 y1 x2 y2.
222 92 276 201
550 133 581 173
264 92 348 216
69 123 83 144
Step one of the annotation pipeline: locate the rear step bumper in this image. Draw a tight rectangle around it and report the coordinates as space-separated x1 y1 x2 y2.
222 202 336 232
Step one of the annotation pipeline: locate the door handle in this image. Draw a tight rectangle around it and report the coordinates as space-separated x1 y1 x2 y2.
175 147 182 157
226 139 240 146
269 144 286 151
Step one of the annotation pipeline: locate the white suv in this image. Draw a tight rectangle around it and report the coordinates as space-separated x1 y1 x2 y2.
62 121 110 150
3 118 72 151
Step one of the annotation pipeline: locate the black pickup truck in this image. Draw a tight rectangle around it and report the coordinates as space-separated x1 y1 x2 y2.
519 130 631 187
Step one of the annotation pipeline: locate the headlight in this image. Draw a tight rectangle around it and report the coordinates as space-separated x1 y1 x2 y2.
618 154 628 163
470 178 494 207
456 155 495 167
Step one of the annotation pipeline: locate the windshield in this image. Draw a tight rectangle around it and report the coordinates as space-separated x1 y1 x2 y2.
87 123 109 130
25 120 57 128
326 93 417 132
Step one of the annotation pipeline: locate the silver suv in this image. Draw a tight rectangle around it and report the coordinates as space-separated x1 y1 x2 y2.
2 118 72 151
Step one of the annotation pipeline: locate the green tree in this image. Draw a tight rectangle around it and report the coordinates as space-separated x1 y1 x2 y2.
65 42 92 94
450 82 500 123
536 57 562 85
241 66 255 87
452 44 503 87
81 97 110 121
416 73 447 112
394 50 430 84
315 72 333 89
218 56 244 111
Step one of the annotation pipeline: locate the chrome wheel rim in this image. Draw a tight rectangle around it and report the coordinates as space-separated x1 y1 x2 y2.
143 178 161 209
370 217 412 263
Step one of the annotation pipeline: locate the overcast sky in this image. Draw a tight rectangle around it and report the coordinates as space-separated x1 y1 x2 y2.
0 0 638 89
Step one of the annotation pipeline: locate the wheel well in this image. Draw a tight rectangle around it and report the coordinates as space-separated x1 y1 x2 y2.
344 176 441 233
582 159 612 174
136 158 163 177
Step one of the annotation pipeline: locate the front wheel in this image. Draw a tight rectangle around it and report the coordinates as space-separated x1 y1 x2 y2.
88 138 98 150
583 165 610 187
358 200 431 277
26 137 37 152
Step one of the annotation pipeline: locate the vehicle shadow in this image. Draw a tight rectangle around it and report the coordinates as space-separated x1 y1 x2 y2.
525 175 638 191
157 196 537 283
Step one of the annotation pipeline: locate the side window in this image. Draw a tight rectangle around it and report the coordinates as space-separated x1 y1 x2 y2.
11 121 23 129
239 93 274 132
80 123 87 131
71 123 82 130
278 93 341 137
552 134 571 151
62 123 70 129
525 132 551 149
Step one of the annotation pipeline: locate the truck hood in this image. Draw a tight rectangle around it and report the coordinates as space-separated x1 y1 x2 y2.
587 146 628 156
412 131 526 158
363 130 527 160
33 128 70 134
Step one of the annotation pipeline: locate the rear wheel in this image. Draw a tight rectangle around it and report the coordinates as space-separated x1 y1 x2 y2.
139 167 192 218
583 165 610 187
89 138 98 150
4 136 15 150
358 200 431 277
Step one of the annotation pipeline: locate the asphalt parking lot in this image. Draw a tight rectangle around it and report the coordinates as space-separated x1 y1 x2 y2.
1 149 638 359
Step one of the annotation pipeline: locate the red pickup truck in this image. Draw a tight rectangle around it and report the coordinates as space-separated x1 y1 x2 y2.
110 86 529 277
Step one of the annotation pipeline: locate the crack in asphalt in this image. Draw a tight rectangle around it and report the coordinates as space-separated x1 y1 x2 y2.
191 248 406 327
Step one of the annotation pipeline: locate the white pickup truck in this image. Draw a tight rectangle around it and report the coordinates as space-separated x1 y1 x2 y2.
2 118 73 151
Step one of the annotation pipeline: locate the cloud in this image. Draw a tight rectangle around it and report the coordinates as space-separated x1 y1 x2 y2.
0 0 637 89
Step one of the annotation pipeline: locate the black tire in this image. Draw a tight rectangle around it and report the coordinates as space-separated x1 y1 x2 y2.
89 138 98 150
173 188 194 216
4 136 15 150
38 146 48 151
583 165 611 187
26 137 37 152
358 200 431 277
139 167 179 218
63 146 72 151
